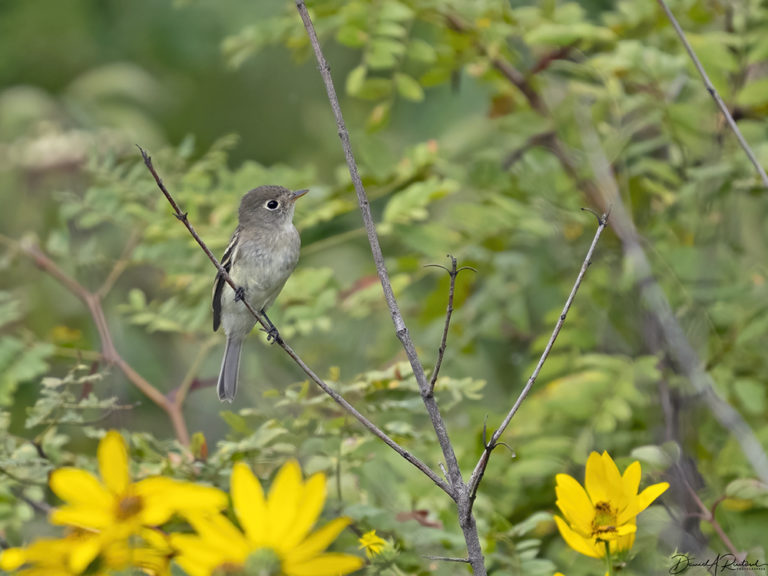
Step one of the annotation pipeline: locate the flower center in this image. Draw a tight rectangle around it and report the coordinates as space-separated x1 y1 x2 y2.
243 548 282 576
115 494 143 520
591 500 618 538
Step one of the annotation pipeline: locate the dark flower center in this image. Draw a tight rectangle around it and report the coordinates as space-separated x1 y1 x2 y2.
591 500 618 537
116 494 143 520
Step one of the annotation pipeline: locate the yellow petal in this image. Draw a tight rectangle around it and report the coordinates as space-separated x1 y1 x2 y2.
231 462 267 544
636 481 669 513
49 468 112 508
50 504 113 529
266 460 303 548
285 553 365 576
186 513 250 560
584 452 608 505
611 518 636 553
288 517 351 564
621 461 641 497
600 452 625 506
0 548 26 571
68 534 102 573
554 473 593 536
98 430 131 495
283 472 327 550
170 535 226 576
136 477 227 525
554 516 602 559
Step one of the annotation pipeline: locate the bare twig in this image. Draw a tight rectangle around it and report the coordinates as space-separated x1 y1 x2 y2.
423 555 470 563
294 3 485 572
678 465 742 558
468 210 608 499
425 256 475 394
293 0 464 490
656 0 768 188
139 148 451 496
0 234 190 446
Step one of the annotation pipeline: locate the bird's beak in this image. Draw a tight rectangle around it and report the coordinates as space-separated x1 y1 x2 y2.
291 189 309 202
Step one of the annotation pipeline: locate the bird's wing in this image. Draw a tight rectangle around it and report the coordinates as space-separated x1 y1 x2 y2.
212 227 240 331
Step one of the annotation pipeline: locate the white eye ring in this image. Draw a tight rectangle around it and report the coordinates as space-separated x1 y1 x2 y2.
265 199 280 210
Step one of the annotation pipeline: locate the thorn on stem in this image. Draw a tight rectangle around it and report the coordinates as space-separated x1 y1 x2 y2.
174 212 188 222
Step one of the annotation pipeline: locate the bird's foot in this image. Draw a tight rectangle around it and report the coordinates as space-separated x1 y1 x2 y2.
265 326 282 344
233 286 246 302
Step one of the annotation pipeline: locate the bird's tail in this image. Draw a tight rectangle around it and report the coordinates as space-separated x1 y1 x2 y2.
217 337 243 403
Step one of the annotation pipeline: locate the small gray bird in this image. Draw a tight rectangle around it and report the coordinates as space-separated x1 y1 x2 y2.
212 185 307 402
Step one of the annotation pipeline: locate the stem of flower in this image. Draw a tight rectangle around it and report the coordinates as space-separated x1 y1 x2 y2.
603 541 614 576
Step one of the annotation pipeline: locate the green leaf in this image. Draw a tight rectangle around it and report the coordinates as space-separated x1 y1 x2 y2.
366 39 405 70
406 38 437 64
737 77 768 109
725 478 768 507
524 22 615 47
0 292 23 328
345 65 367 96
376 21 407 39
379 0 413 22
356 78 393 100
383 177 458 225
336 25 368 48
394 73 424 102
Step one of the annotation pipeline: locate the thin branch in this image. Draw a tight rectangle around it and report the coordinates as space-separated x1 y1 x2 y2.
426 255 475 394
678 465 742 559
468 210 608 499
293 1 465 496
656 0 768 188
450 18 768 483
422 555 470 564
1 234 190 446
294 5 487 570
139 148 451 496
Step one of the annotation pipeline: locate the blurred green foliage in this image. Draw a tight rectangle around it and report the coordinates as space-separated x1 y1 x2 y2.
1 0 768 574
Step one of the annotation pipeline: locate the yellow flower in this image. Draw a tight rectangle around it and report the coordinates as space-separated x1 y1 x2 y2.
171 460 365 576
0 528 170 576
554 451 669 559
357 530 386 559
50 430 227 538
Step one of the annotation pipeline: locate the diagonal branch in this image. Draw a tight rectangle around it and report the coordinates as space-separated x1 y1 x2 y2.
467 210 609 500
656 0 768 188
293 1 464 494
138 148 451 496
1 234 190 445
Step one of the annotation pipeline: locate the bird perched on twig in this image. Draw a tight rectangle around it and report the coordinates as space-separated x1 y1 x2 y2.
212 185 308 402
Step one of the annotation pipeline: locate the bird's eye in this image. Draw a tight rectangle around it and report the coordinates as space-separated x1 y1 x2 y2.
265 200 279 210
